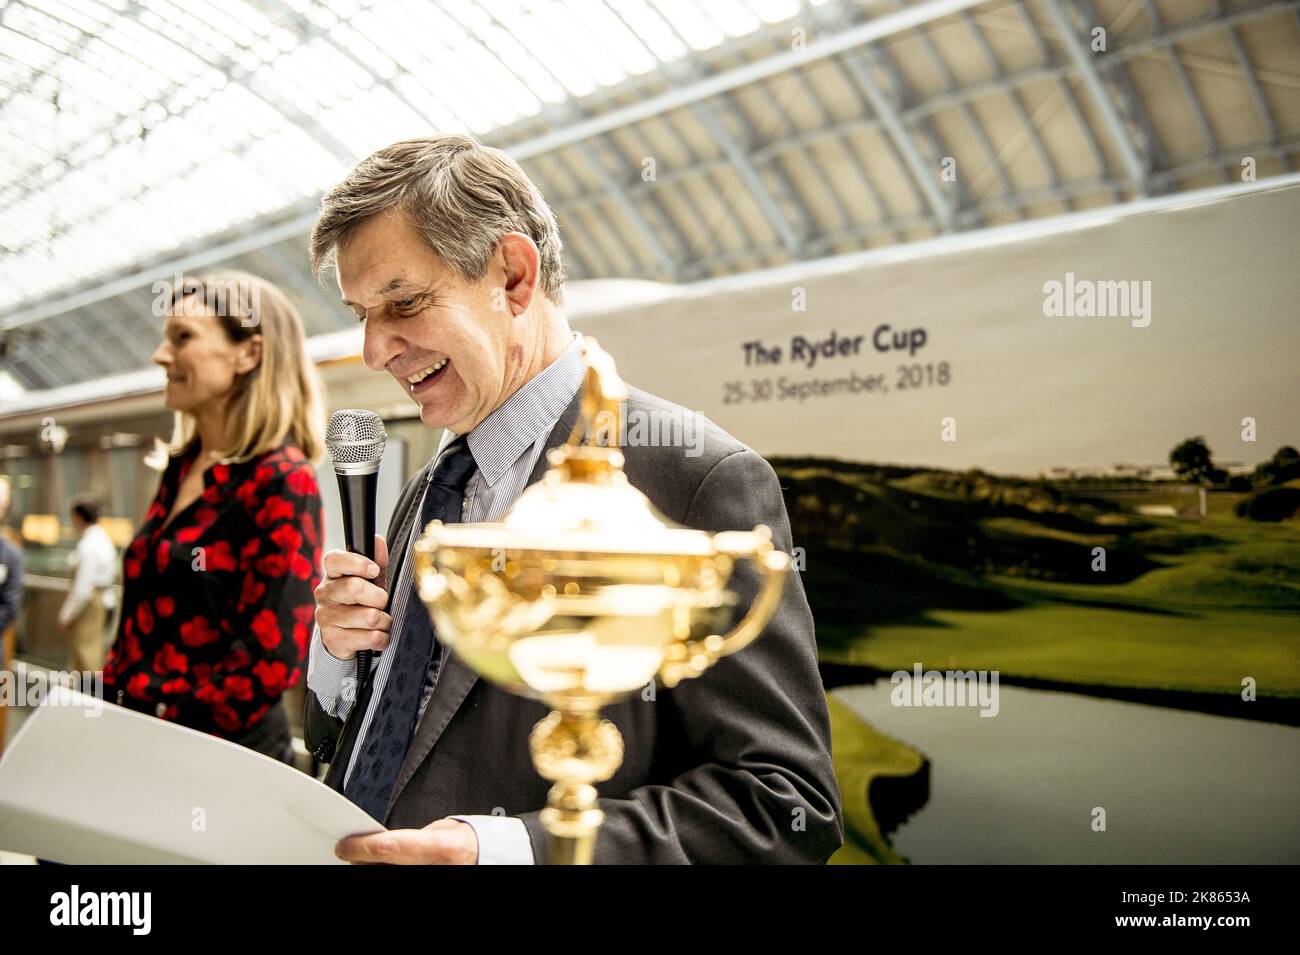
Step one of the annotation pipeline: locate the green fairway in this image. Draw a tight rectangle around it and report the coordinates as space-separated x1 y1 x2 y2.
826 694 924 865
774 460 1300 700
820 602 1299 697
775 460 1299 863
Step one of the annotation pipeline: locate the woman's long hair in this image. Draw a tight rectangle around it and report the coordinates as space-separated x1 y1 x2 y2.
164 270 324 463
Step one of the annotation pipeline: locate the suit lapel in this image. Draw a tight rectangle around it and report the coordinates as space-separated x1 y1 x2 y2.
386 391 584 817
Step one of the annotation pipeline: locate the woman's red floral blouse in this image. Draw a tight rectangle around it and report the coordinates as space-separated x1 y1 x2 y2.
102 444 323 737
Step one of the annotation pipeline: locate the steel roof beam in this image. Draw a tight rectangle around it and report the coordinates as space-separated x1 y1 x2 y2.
505 0 992 163
799 1 918 240
0 0 358 214
591 2 754 261
958 9 1063 202
1165 43 1222 177
1223 22 1277 146
639 6 808 258
871 0 993 223
749 25 854 234
1041 0 1152 195
1012 1 1121 202
818 0 969 229
457 0 682 281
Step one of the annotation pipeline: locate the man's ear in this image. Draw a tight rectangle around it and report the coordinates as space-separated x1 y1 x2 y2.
236 334 263 375
496 232 541 317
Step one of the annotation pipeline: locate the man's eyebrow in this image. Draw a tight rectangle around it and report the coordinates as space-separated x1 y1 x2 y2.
341 278 417 307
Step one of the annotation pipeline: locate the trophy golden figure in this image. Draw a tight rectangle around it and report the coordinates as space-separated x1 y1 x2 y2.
413 339 790 864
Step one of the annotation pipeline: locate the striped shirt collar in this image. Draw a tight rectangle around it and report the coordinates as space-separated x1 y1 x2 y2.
438 332 585 489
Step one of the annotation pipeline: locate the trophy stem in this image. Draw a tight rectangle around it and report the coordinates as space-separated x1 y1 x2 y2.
529 707 624 865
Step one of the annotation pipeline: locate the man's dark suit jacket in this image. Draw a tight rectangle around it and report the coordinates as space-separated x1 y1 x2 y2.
305 385 844 864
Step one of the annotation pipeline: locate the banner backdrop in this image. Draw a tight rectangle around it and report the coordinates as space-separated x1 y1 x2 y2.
570 180 1300 865
571 180 1300 474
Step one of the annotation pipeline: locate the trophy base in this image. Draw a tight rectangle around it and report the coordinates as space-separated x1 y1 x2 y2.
529 708 624 865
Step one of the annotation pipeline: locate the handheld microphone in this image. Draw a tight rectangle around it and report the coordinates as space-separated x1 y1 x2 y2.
324 409 387 685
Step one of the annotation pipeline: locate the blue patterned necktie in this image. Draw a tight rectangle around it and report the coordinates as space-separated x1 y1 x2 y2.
344 437 477 821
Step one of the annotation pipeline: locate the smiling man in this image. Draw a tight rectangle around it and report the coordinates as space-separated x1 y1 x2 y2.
303 134 842 865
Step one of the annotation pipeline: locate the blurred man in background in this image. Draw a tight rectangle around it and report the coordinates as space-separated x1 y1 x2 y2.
0 477 22 640
0 478 20 628
0 477 22 756
58 495 117 672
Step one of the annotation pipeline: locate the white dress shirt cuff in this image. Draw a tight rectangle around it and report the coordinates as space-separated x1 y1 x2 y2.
307 625 357 719
451 815 536 865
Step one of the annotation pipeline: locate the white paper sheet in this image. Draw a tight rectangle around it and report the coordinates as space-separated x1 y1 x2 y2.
0 686 382 864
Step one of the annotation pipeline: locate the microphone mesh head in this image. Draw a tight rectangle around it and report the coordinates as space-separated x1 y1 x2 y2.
325 409 387 465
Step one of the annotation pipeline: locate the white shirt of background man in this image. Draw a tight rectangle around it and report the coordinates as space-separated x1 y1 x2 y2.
59 522 118 626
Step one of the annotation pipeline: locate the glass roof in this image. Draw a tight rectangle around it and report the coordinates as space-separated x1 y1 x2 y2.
0 0 804 311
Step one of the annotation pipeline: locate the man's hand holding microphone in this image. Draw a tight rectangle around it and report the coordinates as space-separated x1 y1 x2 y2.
321 411 478 864
314 534 390 662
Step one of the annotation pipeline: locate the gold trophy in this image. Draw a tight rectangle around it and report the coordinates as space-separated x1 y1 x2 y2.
413 339 790 864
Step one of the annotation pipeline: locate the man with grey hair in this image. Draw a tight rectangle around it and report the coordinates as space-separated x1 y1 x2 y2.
306 134 842 864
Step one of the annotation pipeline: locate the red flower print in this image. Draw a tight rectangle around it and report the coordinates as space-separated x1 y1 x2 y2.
255 495 294 529
179 616 219 648
290 551 313 580
177 508 217 544
126 672 150 700
286 468 316 495
236 481 260 510
255 552 288 577
292 622 309 656
271 523 302 554
212 704 241 732
222 675 254 702
153 642 189 675
222 647 251 671
123 630 143 664
194 681 226 705
250 609 281 650
239 573 266 606
246 703 270 729
252 659 288 695
111 443 323 741
206 540 237 572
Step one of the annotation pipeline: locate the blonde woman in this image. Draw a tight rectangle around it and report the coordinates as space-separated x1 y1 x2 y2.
102 272 324 763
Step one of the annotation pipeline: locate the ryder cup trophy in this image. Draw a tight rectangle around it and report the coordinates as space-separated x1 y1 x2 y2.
413 339 790 864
